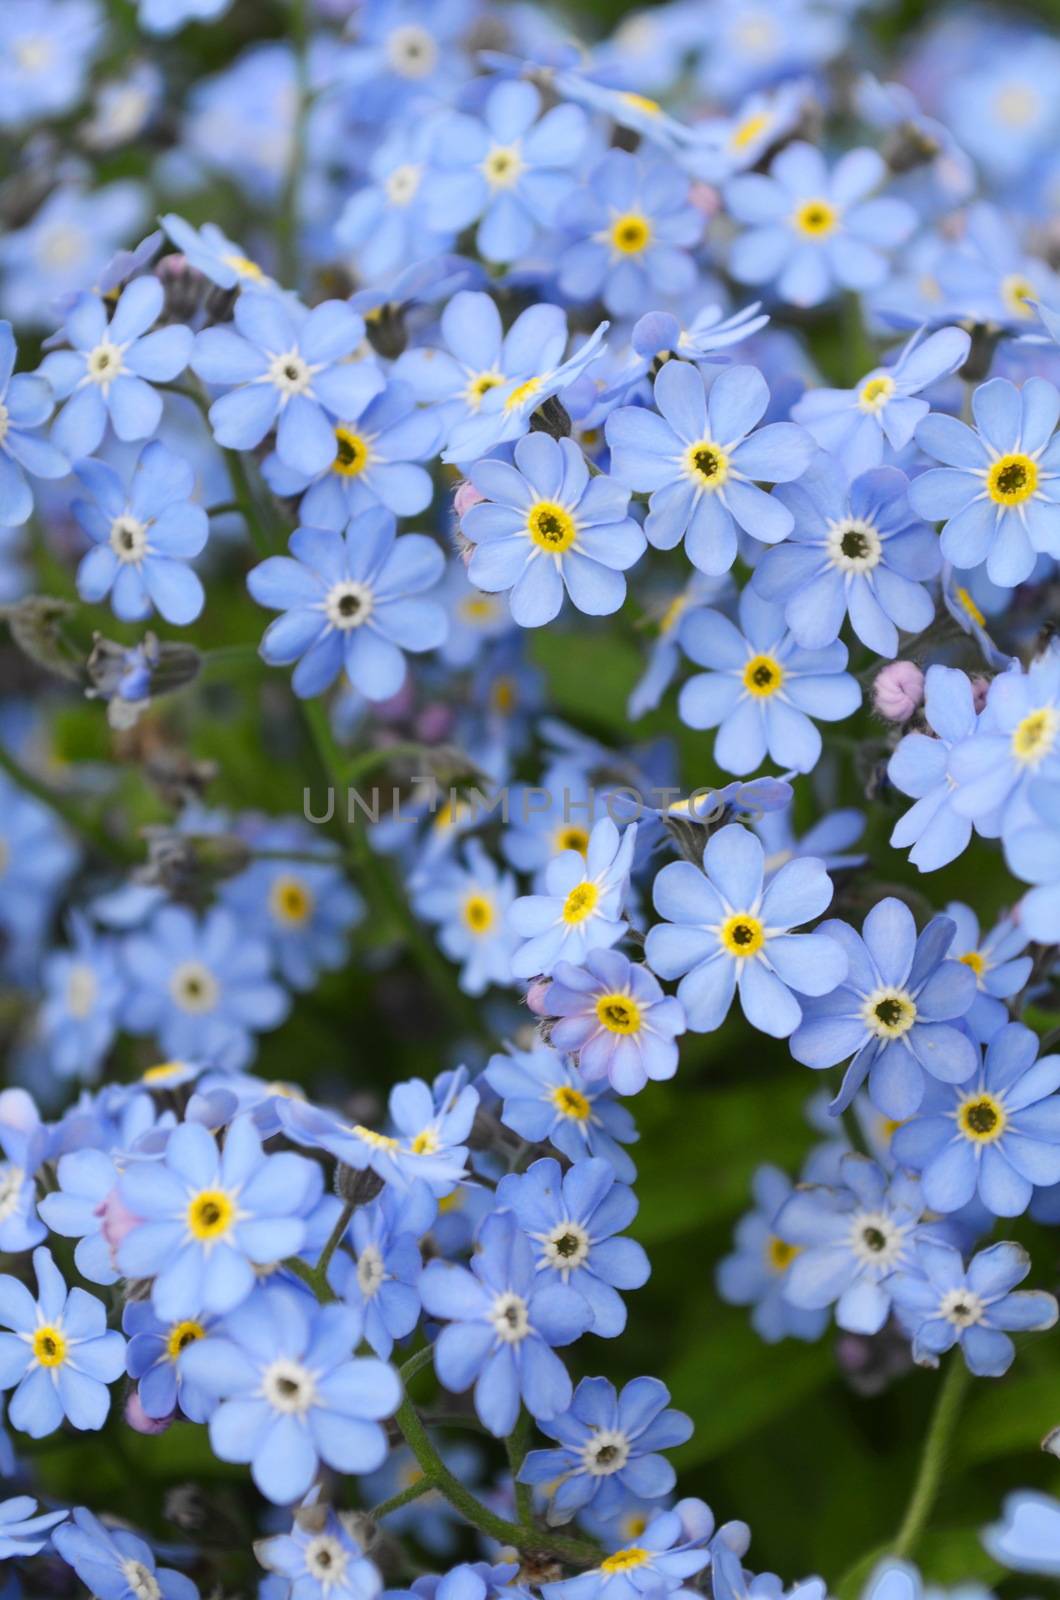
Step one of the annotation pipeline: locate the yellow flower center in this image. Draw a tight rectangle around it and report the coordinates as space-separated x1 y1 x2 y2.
269 875 314 927
859 375 895 413
504 376 541 413
720 913 765 957
863 988 917 1040
483 144 523 189
352 1125 399 1151
550 1084 591 1121
684 439 730 490
987 452 1038 505
609 213 652 255
620 1513 649 1540
553 824 590 856
462 893 495 934
491 676 517 714
955 586 985 626
766 1236 800 1271
732 111 770 150
142 1061 186 1085
794 199 837 237
659 594 687 634
562 881 599 924
187 1190 236 1241
411 1128 439 1155
601 1548 650 1574
1012 706 1058 766
619 92 662 117
460 595 500 622
957 1092 1007 1143
879 1117 905 1144
465 370 504 409
222 252 264 282
527 500 577 553
743 654 784 697
594 993 642 1034
959 949 986 980
1001 273 1036 319
333 427 371 477
32 1325 67 1368
166 1319 206 1360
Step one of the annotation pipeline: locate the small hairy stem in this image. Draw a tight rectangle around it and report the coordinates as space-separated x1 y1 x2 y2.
368 1476 436 1521
316 1199 355 1280
506 1408 534 1524
891 1355 970 1559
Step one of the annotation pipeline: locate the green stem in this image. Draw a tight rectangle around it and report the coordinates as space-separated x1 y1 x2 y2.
506 1408 534 1524
278 0 310 286
368 1476 436 1522
316 1199 355 1280
223 447 276 557
399 1344 436 1384
0 742 137 867
891 1356 970 1560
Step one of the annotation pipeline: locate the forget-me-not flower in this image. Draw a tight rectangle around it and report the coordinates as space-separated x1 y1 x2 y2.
0 321 68 526
0 1495 67 1559
946 643 1060 837
483 1044 638 1184
716 1164 830 1344
413 840 519 997
544 950 686 1096
888 666 985 872
52 1505 199 1600
509 817 637 979
889 1238 1057 1375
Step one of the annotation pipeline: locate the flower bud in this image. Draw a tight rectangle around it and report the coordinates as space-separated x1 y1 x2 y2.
454 480 485 519
524 977 553 1017
125 1389 172 1435
334 1162 385 1206
872 660 924 721
970 675 990 713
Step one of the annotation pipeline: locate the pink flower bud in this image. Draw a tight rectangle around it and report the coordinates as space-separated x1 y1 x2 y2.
688 181 721 217
415 703 456 743
524 978 553 1017
157 252 189 279
872 661 924 722
971 675 989 713
454 481 485 518
96 1187 142 1267
125 1389 173 1435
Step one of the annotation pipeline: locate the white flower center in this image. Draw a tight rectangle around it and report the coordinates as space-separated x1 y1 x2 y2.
356 1243 386 1299
939 1287 985 1328
40 225 87 271
304 1533 349 1584
826 517 882 574
15 35 54 72
65 963 98 1019
490 1290 530 1344
87 340 125 390
325 580 374 630
109 514 149 564
385 163 423 206
169 961 220 1015
861 987 917 1040
483 144 524 190
268 351 313 397
386 24 438 78
541 1219 591 1271
262 1357 317 1415
849 1209 908 1272
0 1165 25 1223
581 1427 630 1476
120 1561 161 1600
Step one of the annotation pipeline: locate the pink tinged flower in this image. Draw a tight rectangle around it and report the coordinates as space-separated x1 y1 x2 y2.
96 1186 143 1267
454 480 486 518
125 1390 173 1435
873 660 924 721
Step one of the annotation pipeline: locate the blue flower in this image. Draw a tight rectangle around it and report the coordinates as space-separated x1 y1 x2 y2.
725 143 916 308
887 666 983 872
558 149 701 317
645 823 846 1038
192 293 381 475
427 80 587 262
263 378 439 527
181 1283 401 1503
0 181 145 330
0 1 102 127
123 1300 217 1424
889 1238 1057 1375
497 1156 649 1338
891 1022 1060 1217
160 213 272 291
41 278 191 457
38 1147 122 1284
790 897 979 1118
357 1442 481 1555
463 435 645 628
716 1165 829 1344
754 804 866 880
544 950 686 1096
910 377 1060 587
792 326 971 478
72 442 208 625
984 1490 1060 1576
0 774 78 980
256 1498 382 1600
509 816 637 979
774 1154 924 1334
936 202 1060 331
0 321 68 527
1004 776 1060 944
39 914 123 1081
116 1114 322 1319
941 902 1031 1041
247 509 447 701
606 361 814 576
946 644 1060 836
540 1507 709 1600
0 1496 67 1559
677 588 861 774
0 1246 125 1438
601 304 770 411
420 1209 592 1436
335 120 453 283
519 1375 692 1523
53 1505 199 1600
413 840 519 996
137 0 231 35
221 821 363 992
121 903 289 1069
754 460 940 658
0 1089 48 1255
482 1044 639 1183
330 1182 432 1360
